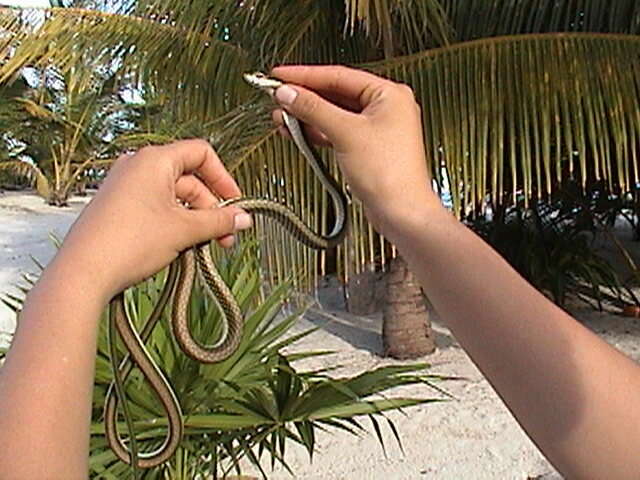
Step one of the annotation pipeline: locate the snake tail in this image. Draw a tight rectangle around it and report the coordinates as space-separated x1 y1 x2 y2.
104 266 183 468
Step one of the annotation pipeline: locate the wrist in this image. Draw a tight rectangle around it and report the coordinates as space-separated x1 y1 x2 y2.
373 192 452 245
41 249 115 307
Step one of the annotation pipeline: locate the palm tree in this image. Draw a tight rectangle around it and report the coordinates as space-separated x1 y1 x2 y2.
0 68 131 205
1 1 638 358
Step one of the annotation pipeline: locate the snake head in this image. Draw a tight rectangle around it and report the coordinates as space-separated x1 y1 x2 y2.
243 71 283 94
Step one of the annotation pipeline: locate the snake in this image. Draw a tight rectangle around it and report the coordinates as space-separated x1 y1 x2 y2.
104 72 349 468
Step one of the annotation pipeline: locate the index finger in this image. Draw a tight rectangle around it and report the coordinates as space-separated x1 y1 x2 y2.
271 65 389 104
165 139 241 200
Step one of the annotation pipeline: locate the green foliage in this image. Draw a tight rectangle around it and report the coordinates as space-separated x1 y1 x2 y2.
1 240 446 479
0 67 135 205
469 182 623 309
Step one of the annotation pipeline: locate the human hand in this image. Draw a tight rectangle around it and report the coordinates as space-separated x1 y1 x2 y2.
54 140 252 301
269 65 445 241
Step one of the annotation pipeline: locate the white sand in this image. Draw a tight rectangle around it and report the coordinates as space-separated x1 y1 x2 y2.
4 190 640 479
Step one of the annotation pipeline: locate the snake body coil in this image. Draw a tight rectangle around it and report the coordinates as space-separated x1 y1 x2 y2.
105 72 348 467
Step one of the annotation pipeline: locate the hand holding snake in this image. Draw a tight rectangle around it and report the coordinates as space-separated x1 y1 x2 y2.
103 72 349 467
0 65 441 478
59 139 253 298
101 68 441 467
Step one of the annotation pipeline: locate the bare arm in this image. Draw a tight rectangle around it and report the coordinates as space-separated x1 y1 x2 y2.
394 207 640 479
0 257 107 479
271 64 640 479
0 140 251 479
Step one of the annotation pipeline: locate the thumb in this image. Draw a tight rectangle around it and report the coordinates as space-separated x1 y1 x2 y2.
185 207 253 245
274 84 357 145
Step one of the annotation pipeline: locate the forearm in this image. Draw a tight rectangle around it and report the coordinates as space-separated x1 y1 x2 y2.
0 253 107 479
392 208 640 479
0 140 244 478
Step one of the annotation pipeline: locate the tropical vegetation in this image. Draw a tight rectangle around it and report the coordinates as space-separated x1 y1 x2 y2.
1 0 639 475
1 239 446 478
0 1 639 350
0 66 132 205
469 181 624 309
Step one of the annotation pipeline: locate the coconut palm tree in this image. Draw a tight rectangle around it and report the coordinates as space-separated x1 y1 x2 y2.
0 67 132 205
0 1 638 357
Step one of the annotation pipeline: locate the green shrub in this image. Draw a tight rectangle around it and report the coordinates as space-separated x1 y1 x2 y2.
469 185 622 310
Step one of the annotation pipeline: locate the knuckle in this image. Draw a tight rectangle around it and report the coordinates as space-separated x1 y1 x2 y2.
329 66 348 91
195 139 217 162
184 181 201 204
300 93 319 116
213 210 234 234
190 138 213 152
174 138 213 157
396 82 416 99
389 83 421 112
137 145 158 159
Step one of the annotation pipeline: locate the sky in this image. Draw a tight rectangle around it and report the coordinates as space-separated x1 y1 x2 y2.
1 0 50 6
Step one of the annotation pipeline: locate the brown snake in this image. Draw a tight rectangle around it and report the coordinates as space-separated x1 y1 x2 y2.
104 72 349 468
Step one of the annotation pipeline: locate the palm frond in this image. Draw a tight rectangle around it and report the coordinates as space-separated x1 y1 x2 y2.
0 1 450 116
126 0 372 68
13 97 55 121
6 4 639 288
363 33 640 214
439 0 640 41
212 33 640 286
210 0 453 64
70 239 443 477
0 7 251 120
344 0 454 53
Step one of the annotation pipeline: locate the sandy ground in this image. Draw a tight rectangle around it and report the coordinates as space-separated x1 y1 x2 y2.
4 190 640 479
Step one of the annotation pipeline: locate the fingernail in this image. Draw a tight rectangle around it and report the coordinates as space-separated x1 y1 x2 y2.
275 85 298 105
234 213 252 231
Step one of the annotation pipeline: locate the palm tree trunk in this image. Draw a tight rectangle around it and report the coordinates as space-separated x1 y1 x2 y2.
382 255 435 359
345 262 383 315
